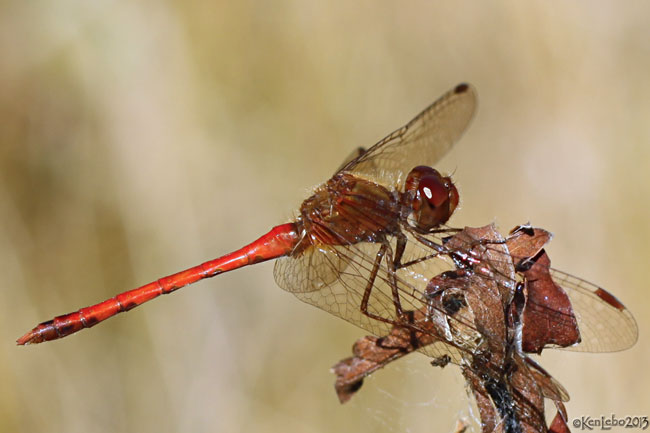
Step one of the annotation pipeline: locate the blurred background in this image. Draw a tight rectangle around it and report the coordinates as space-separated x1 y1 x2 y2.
1 1 648 432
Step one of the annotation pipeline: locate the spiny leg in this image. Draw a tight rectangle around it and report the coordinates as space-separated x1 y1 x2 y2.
398 253 441 269
387 233 407 319
360 242 401 325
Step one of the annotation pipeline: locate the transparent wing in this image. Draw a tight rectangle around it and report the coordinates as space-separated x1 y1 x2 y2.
338 83 477 188
274 231 506 366
274 243 350 295
275 242 396 342
549 269 638 352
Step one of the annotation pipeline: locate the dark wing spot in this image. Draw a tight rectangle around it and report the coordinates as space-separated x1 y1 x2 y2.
454 83 469 94
594 288 626 311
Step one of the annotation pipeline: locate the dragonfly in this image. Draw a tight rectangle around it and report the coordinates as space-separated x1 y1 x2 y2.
17 84 637 381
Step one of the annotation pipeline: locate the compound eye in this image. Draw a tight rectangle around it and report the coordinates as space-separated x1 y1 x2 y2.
419 175 449 208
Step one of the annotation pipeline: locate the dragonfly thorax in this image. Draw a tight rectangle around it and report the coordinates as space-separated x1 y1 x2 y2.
296 173 401 247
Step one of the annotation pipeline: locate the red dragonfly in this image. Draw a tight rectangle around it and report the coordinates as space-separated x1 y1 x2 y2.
17 84 637 373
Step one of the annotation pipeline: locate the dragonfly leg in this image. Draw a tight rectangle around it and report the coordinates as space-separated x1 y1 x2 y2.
398 253 440 269
360 243 402 325
472 238 507 248
429 227 461 235
410 231 446 253
393 228 445 269
387 233 407 318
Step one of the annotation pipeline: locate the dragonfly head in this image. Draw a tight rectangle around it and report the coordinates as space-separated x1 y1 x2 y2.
403 166 459 231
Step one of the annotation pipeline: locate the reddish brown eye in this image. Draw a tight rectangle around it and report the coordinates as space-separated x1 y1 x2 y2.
419 175 449 208
404 165 459 232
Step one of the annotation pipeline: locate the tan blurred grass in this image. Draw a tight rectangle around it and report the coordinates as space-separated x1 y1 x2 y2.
1 1 649 432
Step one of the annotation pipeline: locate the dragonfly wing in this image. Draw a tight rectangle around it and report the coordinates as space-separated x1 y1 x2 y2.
273 237 490 365
339 83 477 188
550 269 638 353
274 242 394 339
274 244 351 295
335 147 367 173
